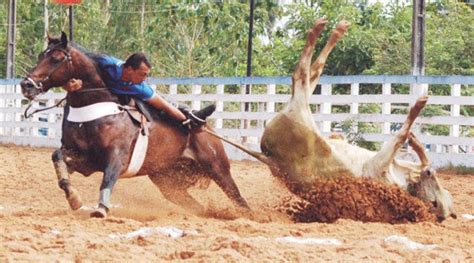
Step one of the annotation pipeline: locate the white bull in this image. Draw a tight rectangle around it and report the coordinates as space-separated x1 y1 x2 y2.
214 19 456 221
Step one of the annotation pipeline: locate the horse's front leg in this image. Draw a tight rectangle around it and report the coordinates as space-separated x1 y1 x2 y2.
90 154 127 218
52 149 82 210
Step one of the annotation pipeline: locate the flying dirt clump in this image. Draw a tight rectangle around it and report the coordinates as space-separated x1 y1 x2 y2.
283 175 436 224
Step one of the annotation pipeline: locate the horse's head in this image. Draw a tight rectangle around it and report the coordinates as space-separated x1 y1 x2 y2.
21 32 73 100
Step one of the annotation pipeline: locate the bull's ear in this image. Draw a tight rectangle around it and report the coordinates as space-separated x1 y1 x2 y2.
60 31 68 48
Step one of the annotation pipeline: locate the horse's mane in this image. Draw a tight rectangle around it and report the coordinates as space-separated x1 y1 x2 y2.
69 43 114 85
72 44 106 72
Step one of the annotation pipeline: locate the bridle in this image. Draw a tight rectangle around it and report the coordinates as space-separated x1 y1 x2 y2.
25 44 73 94
23 45 107 118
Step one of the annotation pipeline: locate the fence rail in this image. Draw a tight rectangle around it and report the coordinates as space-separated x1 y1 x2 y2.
1 75 473 168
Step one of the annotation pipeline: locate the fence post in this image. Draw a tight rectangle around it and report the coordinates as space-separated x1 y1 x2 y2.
382 83 391 135
5 84 14 136
47 98 56 138
257 101 265 129
169 84 177 95
240 84 250 143
191 85 201 111
0 84 5 136
450 84 460 153
30 101 39 137
168 84 178 106
216 84 224 129
321 84 332 133
350 83 359 132
266 84 275 114
14 84 22 136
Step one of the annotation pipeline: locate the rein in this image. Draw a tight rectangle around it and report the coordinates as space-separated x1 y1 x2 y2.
24 97 66 119
23 87 109 119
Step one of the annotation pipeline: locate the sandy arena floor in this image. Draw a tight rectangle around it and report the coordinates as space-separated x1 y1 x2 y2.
0 145 473 262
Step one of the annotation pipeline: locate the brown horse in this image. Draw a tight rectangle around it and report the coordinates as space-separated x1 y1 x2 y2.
20 32 250 218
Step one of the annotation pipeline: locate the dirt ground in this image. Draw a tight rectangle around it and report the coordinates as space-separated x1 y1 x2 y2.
1 145 473 262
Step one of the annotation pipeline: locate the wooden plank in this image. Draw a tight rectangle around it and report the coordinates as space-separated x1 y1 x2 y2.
0 92 65 100
3 91 472 106
165 94 474 105
210 112 474 126
145 75 474 85
211 129 473 147
0 107 64 114
4 75 474 86
0 135 61 148
362 133 474 146
1 121 62 129
213 128 263 137
3 111 472 129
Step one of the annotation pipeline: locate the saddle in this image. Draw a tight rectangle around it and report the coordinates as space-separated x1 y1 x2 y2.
119 95 216 133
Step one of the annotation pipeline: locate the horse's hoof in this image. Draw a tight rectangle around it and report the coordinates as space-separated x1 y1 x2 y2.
67 189 82 211
90 206 108 218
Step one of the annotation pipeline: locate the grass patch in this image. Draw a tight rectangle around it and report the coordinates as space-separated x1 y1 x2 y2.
438 163 474 175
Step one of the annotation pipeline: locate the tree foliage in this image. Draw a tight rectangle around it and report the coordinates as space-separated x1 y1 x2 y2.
0 0 472 79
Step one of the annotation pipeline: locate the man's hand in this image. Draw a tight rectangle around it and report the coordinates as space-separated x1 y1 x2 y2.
63 79 83 92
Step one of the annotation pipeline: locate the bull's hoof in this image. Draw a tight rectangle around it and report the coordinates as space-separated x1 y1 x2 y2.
335 20 351 33
314 18 328 30
416 95 429 107
409 96 429 119
90 205 108 218
66 189 82 211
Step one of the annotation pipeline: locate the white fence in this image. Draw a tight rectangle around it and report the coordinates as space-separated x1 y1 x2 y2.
1 75 473 168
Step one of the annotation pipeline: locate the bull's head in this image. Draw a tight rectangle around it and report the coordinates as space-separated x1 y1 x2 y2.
410 168 457 221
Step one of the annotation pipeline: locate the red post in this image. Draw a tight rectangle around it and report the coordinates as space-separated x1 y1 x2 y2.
53 0 81 42
53 0 81 4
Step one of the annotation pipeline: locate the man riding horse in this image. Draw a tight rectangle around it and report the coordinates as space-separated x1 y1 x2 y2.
21 33 250 218
64 52 214 129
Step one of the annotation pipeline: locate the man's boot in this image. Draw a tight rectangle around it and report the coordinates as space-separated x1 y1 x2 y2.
178 104 216 129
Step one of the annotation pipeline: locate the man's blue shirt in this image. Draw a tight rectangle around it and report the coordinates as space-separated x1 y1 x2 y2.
95 55 154 100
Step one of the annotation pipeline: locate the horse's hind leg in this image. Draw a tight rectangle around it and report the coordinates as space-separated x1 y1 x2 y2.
362 96 428 178
190 132 250 212
52 149 82 210
148 173 206 215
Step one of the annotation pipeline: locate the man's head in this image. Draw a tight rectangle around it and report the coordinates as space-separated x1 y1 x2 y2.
122 52 151 84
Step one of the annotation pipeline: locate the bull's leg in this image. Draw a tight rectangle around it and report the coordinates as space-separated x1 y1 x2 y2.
308 20 351 94
362 96 428 178
52 149 82 210
90 152 127 218
407 131 429 168
290 18 328 108
286 19 350 141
